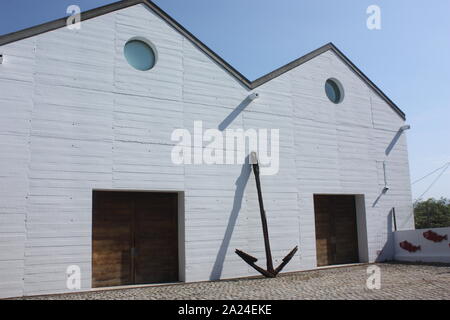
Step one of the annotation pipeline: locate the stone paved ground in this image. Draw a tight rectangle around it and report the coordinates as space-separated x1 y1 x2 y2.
21 263 450 300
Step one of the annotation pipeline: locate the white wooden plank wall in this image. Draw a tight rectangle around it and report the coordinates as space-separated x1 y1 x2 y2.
0 4 414 297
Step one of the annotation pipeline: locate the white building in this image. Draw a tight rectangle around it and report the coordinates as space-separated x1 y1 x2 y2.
0 0 414 298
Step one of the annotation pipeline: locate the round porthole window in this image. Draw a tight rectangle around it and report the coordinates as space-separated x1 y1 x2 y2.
124 39 156 71
325 78 344 104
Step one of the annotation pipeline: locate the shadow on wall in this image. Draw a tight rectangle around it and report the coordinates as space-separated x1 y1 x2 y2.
218 98 252 131
372 188 388 208
376 208 396 262
385 129 403 156
210 159 252 280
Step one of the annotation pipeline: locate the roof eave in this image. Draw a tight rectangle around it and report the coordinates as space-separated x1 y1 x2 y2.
0 0 142 47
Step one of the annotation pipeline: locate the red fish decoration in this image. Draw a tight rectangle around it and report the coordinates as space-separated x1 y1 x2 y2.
423 230 448 243
399 241 421 253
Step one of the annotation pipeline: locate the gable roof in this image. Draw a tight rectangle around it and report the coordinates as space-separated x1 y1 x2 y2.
0 0 406 120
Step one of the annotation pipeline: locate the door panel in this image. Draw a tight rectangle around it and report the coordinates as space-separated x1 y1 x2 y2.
334 196 359 264
92 192 133 287
314 196 334 266
134 193 179 284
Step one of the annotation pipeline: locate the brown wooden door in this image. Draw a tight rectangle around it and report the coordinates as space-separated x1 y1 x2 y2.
92 192 179 288
314 195 359 267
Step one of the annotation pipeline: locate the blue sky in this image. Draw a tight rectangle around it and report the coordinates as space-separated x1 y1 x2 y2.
1 0 449 200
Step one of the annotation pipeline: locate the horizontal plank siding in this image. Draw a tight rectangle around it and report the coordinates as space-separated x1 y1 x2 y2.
0 3 413 297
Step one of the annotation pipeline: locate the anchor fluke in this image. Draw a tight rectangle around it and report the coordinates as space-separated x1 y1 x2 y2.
274 246 298 274
235 249 277 278
235 249 258 264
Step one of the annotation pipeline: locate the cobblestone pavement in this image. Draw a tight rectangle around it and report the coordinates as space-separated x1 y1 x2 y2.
21 263 450 300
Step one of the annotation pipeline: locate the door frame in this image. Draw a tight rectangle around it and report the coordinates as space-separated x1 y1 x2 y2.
313 193 369 267
91 189 186 287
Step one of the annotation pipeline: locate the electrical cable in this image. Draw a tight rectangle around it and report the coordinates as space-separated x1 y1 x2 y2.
412 161 450 185
414 162 450 202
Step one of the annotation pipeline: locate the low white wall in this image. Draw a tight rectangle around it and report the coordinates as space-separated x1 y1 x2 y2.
394 227 450 263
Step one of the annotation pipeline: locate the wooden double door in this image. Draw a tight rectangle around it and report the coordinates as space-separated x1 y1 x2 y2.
92 191 179 288
314 195 359 267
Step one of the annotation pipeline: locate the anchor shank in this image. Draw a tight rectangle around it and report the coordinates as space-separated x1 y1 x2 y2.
252 162 274 273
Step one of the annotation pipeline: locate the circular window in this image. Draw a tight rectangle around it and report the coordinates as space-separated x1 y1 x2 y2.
325 78 344 104
124 39 156 71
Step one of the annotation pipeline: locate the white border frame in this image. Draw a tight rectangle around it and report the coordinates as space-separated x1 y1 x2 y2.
123 36 158 71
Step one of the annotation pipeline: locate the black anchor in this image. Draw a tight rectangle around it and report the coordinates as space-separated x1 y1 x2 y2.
235 152 298 278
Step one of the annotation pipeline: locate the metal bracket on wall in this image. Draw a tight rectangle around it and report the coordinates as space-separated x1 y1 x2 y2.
383 161 390 192
235 152 298 278
392 207 398 231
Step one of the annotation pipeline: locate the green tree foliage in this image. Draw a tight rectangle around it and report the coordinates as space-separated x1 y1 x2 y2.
414 198 450 229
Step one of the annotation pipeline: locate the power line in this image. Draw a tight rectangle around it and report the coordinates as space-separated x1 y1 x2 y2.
414 162 450 202
412 161 450 185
